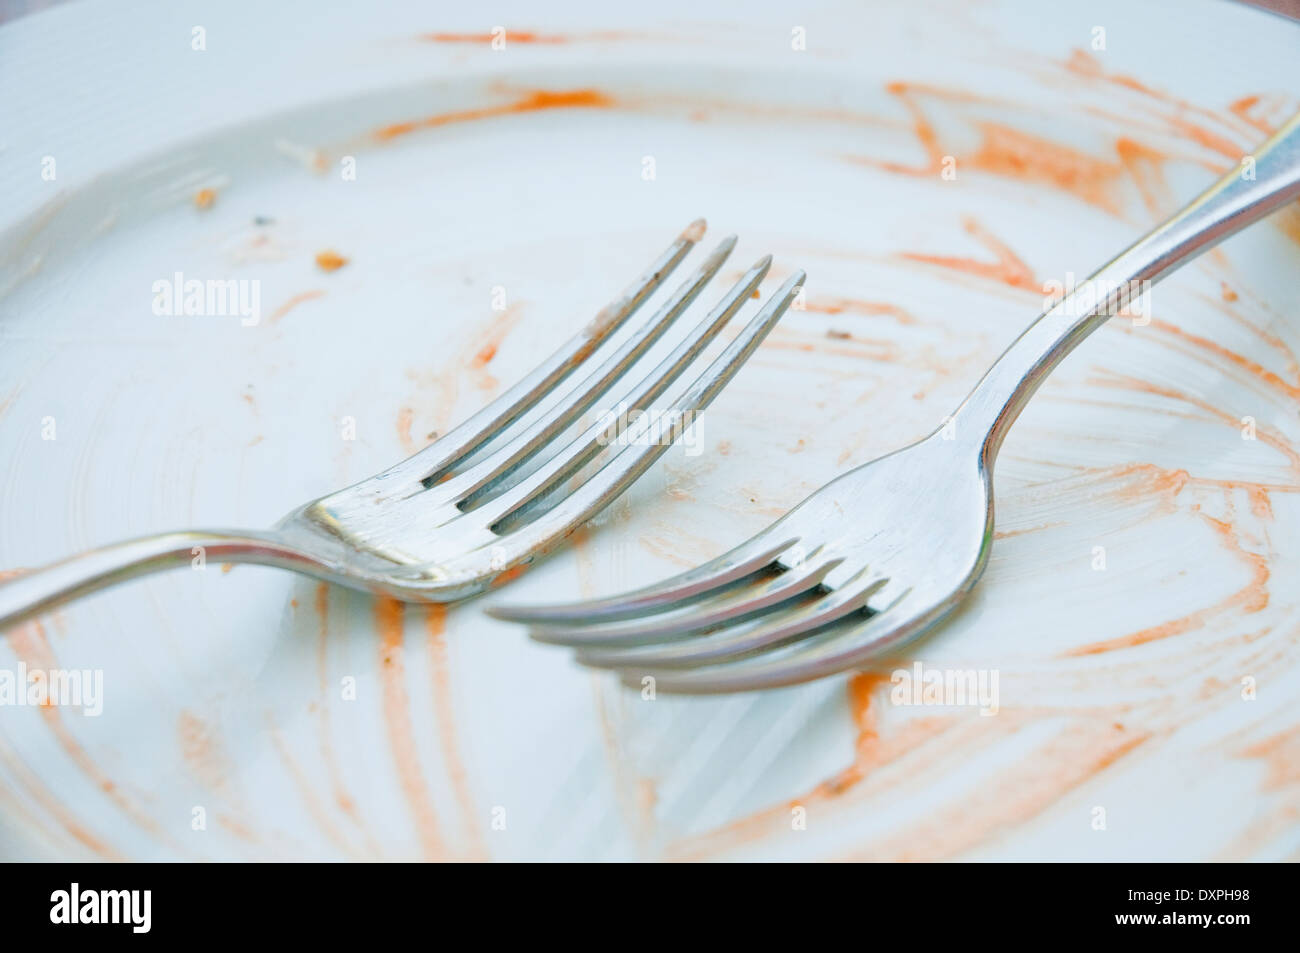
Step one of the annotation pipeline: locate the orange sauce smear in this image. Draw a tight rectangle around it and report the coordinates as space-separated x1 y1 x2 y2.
315 251 348 272
373 88 614 143
899 216 1040 292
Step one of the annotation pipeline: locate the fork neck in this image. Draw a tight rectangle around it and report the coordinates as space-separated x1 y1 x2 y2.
953 112 1300 468
0 529 314 632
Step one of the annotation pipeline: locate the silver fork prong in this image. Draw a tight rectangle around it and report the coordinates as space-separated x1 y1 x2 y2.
527 556 844 647
431 236 738 508
487 535 798 624
576 574 888 669
375 221 706 488
477 262 791 535
492 271 806 542
614 592 924 694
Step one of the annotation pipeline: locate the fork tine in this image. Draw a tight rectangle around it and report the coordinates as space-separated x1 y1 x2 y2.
472 259 780 531
527 556 844 647
613 592 924 694
485 270 806 538
575 574 888 668
376 221 706 487
487 535 798 624
434 236 738 507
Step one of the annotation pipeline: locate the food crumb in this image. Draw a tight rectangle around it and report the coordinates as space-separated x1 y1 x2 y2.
221 563 234 574
827 328 852 340
1220 282 1238 302
194 188 217 210
315 250 349 272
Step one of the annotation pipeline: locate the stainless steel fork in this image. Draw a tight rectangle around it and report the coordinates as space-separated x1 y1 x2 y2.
0 222 805 630
493 114 1300 693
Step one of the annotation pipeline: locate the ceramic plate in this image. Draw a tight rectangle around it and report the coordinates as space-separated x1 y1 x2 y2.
1 0 1298 860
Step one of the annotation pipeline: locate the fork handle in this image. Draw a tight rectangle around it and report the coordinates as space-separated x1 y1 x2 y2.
0 530 314 632
958 112 1300 462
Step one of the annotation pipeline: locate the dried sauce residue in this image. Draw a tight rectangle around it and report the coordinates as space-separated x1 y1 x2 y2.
399 301 527 444
829 672 894 795
667 673 947 860
899 216 1039 292
764 326 900 363
315 250 348 272
1062 48 1263 153
1164 116 1242 163
268 289 326 324
372 88 614 143
848 81 1131 215
1275 203 1300 249
265 725 360 859
1053 49 1300 256
1065 509 1270 657
419 29 643 46
312 585 381 855
0 618 125 859
1218 722 1300 858
395 406 417 453
375 597 446 859
1241 728 1300 792
425 605 488 860
1228 94 1277 134
801 296 916 325
849 65 1272 229
1146 317 1300 403
177 710 260 846
837 721 1148 862
423 30 573 44
4 617 195 857
969 121 1125 214
1114 136 1175 219
467 302 527 391
1090 370 1300 470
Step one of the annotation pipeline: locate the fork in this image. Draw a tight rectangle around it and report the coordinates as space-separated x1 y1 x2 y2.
492 114 1300 693
0 221 805 630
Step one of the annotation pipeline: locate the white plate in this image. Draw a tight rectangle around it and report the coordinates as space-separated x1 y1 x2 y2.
1 0 1298 861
